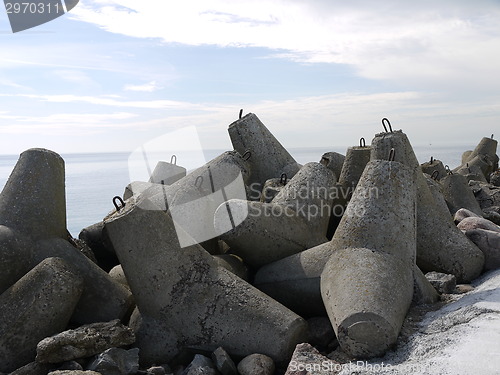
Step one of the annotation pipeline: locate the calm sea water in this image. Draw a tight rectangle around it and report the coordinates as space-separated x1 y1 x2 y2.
0 144 468 236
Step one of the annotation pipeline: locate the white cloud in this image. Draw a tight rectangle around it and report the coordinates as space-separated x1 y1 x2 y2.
70 0 500 89
124 80 162 92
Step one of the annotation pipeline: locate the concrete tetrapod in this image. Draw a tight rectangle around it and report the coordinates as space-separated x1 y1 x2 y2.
228 113 300 194
0 148 133 324
148 157 187 185
143 150 250 251
0 257 84 373
321 159 416 358
103 199 307 366
439 173 483 216
215 162 335 268
371 130 484 282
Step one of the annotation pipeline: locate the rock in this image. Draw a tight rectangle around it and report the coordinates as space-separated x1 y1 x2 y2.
454 208 481 223
464 228 500 270
8 361 52 375
103 199 307 366
425 271 457 294
457 216 500 233
306 317 336 349
146 365 170 375
0 257 84 373
321 159 416 358
211 347 237 375
237 354 275 375
181 355 217 375
469 180 500 210
483 208 500 225
87 348 139 375
49 371 103 375
491 170 500 186
228 112 300 194
56 361 85 371
412 267 439 304
285 343 341 375
455 284 475 294
36 320 135 364
370 130 484 283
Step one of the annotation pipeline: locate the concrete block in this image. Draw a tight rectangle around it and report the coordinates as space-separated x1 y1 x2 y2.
216 163 334 268
319 151 345 179
371 130 484 282
464 228 500 271
412 267 439 304
321 159 416 358
103 199 307 366
36 319 135 364
421 157 447 180
440 173 483 216
0 258 84 373
123 181 156 201
0 148 66 239
148 157 186 185
337 144 371 192
259 177 286 203
228 113 300 193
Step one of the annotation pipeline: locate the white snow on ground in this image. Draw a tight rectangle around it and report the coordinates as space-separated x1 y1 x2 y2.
337 269 500 375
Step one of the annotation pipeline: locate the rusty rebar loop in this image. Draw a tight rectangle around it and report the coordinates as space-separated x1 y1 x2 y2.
360 137 366 147
492 134 494 139
431 170 439 180
242 150 252 160
382 118 393 133
195 175 204 188
112 196 125 212
430 156 434 164
389 148 395 161
170 155 177 165
280 173 287 185
239 109 243 119
467 163 471 173
445 165 453 175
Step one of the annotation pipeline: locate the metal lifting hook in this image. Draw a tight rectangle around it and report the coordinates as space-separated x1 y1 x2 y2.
112 196 125 212
382 118 393 133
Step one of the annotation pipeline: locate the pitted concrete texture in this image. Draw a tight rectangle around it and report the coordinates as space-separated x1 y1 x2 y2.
104 198 307 366
228 113 300 193
439 173 483 216
0 257 84 373
371 130 484 283
321 159 416 358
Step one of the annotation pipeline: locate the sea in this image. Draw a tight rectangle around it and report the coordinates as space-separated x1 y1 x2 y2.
0 144 468 237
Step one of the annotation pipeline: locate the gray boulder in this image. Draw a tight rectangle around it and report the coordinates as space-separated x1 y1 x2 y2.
36 320 135 364
457 216 500 233
464 228 500 270
87 348 139 375
237 354 275 375
182 355 217 375
425 271 457 294
211 347 237 375
285 343 341 375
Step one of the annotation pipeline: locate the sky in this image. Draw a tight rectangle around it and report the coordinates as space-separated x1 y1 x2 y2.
1 0 500 156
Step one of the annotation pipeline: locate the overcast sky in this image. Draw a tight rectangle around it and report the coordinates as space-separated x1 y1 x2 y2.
1 0 499 155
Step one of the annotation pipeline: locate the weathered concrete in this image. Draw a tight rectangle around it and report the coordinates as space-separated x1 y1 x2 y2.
371 130 484 282
321 159 416 358
228 113 300 194
453 159 488 182
462 136 499 169
0 257 84 373
148 158 186 185
34 237 134 325
216 162 334 268
320 151 345 179
36 320 135 364
259 177 286 203
144 150 251 249
213 254 249 281
412 267 439 305
109 265 130 289
439 173 483 216
103 199 307 366
123 181 156 200
0 225 33 294
79 221 118 272
337 145 371 192
420 158 447 181
0 148 66 240
424 175 451 216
